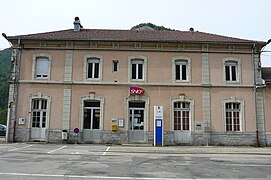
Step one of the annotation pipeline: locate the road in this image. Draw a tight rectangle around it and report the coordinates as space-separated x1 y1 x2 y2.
0 143 270 179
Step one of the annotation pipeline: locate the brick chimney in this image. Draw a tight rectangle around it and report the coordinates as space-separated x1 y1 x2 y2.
74 17 83 31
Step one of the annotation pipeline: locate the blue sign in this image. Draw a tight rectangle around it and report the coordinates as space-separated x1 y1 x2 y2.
154 106 163 146
74 128 79 134
155 119 163 146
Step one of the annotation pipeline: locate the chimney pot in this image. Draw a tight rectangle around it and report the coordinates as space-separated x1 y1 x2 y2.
74 17 83 31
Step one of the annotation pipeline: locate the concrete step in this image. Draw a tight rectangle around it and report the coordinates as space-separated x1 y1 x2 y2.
121 143 153 147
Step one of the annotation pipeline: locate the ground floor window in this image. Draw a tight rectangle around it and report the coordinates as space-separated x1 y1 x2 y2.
32 99 47 128
174 102 190 130
225 102 240 131
83 101 100 129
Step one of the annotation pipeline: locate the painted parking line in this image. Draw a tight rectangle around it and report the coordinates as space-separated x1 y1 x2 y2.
103 146 110 155
71 151 83 155
0 172 177 180
47 145 67 154
8 145 33 152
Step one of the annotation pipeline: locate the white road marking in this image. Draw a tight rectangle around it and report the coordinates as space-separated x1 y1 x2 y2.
47 145 67 154
103 146 110 155
2 172 268 180
71 152 83 155
0 172 179 179
225 164 271 167
0 157 30 161
8 145 33 152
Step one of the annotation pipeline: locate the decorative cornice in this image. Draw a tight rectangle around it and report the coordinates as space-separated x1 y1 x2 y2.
18 80 255 88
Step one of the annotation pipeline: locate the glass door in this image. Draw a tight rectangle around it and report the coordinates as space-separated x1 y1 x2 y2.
128 101 146 142
129 109 144 130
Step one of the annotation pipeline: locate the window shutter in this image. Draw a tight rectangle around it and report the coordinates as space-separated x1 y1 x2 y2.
36 58 49 77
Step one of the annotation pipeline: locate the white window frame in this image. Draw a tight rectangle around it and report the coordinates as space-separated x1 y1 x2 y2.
83 101 101 130
170 95 194 132
84 55 103 81
172 56 191 83
125 95 150 131
80 94 104 131
223 58 241 84
31 99 48 128
173 102 190 131
222 97 245 132
28 92 51 130
128 56 147 83
32 53 52 80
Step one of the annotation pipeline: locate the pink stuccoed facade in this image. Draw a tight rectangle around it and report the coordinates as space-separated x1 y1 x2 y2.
3 18 271 146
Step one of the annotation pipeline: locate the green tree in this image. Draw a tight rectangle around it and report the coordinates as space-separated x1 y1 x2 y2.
0 48 12 125
0 109 7 125
131 23 173 31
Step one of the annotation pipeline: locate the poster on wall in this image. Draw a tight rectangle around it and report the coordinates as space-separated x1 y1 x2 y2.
118 118 124 127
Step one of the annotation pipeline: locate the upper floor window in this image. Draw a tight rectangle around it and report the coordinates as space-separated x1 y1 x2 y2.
225 61 237 81
175 60 188 81
112 60 118 72
223 58 241 83
84 55 103 81
32 54 52 80
172 56 191 83
132 59 144 80
87 58 100 79
128 56 147 82
35 57 49 78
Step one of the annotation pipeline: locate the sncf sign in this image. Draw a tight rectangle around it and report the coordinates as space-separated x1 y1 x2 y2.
130 86 145 96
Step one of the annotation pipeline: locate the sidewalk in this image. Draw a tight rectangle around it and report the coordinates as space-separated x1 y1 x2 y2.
0 138 270 155
173 146 271 154
116 144 271 155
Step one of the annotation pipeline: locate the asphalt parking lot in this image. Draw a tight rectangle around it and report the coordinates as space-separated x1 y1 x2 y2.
0 142 270 180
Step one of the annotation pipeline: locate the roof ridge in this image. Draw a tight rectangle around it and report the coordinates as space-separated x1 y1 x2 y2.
5 28 265 44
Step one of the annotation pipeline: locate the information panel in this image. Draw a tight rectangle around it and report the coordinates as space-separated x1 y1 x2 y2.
154 106 163 146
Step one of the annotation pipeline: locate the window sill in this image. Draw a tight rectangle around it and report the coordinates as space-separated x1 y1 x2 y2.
130 80 145 83
85 78 101 82
174 80 190 83
224 131 244 134
225 81 240 84
33 78 49 81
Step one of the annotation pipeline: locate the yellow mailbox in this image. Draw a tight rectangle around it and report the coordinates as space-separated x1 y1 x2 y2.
112 119 118 131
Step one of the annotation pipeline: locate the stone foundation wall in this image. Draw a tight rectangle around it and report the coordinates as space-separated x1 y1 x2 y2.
164 131 174 145
47 129 62 143
16 129 263 146
211 132 256 146
266 132 271 146
15 128 30 142
102 131 128 144
193 133 205 145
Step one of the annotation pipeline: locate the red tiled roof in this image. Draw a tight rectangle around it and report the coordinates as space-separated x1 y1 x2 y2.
6 29 265 44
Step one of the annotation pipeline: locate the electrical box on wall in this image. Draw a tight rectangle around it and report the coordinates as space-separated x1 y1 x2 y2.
18 118 26 125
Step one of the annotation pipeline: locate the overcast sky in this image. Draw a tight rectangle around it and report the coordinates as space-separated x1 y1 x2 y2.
1 0 271 66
